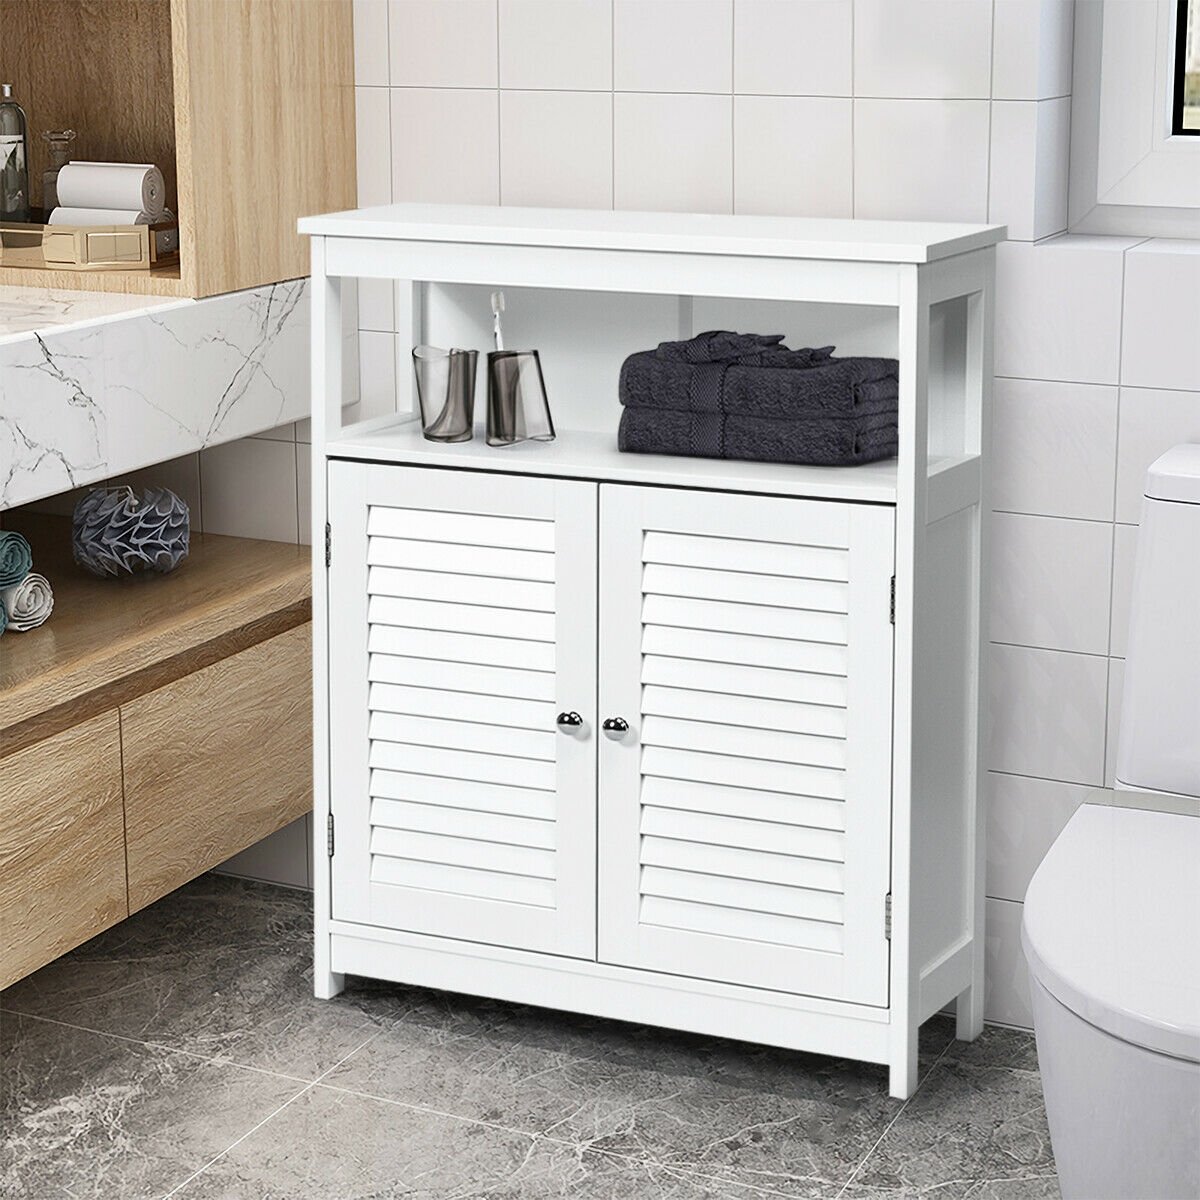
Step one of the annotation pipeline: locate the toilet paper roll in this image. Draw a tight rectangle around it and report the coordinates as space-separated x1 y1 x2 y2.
55 162 166 218
47 206 157 225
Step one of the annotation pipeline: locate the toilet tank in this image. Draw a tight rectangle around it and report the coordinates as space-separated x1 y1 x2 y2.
1116 444 1200 799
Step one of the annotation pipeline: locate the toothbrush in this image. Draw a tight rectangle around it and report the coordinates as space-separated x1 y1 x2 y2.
491 290 505 351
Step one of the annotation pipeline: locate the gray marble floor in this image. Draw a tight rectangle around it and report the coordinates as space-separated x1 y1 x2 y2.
1 876 1058 1199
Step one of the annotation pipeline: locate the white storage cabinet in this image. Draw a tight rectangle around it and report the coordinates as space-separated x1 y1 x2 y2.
301 204 1003 1099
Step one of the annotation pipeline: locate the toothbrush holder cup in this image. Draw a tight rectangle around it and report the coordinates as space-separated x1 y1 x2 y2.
486 350 555 447
413 345 478 443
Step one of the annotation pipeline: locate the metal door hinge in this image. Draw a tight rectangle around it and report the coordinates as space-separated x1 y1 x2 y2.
324 522 332 568
889 575 896 624
884 893 893 939
326 812 335 857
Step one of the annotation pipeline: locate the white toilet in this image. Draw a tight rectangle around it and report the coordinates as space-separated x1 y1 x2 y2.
1022 444 1200 1200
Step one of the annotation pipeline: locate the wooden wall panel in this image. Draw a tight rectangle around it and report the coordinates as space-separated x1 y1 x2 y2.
122 623 312 912
172 0 355 296
0 710 127 989
0 0 177 213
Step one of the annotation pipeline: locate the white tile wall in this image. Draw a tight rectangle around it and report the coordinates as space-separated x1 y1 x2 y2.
389 0 498 88
614 92 732 213
501 91 614 208
990 379 1118 521
986 773 1089 902
1120 241 1200 392
991 0 1074 100
734 97 851 217
614 0 732 93
988 643 1108 785
199 437 300 544
341 0 1200 1027
1114 387 1200 523
734 0 851 97
390 88 500 204
853 0 993 99
353 0 390 87
995 236 1136 384
988 98 1070 241
853 99 990 222
500 0 613 91
984 897 1034 1027
989 512 1112 656
1109 522 1137 658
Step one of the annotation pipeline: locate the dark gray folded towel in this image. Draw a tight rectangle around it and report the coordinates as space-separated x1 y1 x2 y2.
655 330 793 363
620 334 899 420
618 406 898 467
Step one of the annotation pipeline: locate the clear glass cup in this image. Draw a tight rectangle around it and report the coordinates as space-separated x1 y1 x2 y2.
486 350 555 447
412 345 478 443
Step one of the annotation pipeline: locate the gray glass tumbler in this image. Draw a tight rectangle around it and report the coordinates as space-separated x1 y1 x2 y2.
486 350 555 447
413 345 478 442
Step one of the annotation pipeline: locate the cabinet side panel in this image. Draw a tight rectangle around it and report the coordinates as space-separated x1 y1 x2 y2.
910 507 975 974
0 710 127 988
176 0 355 295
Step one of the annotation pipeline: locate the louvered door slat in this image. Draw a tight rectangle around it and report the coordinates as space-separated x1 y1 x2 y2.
329 463 597 958
641 563 849 613
368 596 555 642
600 485 894 1005
368 567 554 611
641 595 850 644
639 866 846 924
369 683 553 730
641 776 846 832
368 654 554 701
641 686 848 739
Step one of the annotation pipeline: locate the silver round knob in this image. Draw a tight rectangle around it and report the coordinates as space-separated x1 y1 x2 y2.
602 716 630 741
556 711 583 731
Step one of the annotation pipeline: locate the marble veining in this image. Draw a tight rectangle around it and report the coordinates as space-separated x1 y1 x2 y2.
0 286 188 346
0 280 309 510
0 875 1059 1200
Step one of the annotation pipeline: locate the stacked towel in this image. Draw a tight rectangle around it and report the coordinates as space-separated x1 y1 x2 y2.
0 529 54 637
618 331 899 466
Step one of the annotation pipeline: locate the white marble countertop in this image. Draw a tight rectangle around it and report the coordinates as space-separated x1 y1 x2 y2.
0 286 191 346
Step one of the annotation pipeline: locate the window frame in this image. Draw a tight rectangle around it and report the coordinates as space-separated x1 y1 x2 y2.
1070 0 1200 236
1173 0 1197 135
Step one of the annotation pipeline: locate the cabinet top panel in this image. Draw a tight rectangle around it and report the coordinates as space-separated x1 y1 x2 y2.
299 204 1005 265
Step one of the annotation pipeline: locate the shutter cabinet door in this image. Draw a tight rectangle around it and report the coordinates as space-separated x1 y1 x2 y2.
598 485 894 1005
327 462 598 959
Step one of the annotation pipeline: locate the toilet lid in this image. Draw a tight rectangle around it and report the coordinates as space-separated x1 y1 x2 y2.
1022 804 1200 1063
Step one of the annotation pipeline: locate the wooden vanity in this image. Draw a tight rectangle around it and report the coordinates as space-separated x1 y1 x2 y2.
0 513 312 988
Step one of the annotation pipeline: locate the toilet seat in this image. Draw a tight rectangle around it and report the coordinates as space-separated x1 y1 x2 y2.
1022 804 1200 1064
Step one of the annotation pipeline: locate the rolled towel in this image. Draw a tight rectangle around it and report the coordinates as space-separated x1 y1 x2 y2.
0 530 33 588
55 161 166 219
0 571 53 632
0 597 7 637
48 206 159 226
618 406 898 467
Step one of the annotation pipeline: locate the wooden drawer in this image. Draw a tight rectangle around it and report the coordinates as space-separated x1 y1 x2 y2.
123 623 312 912
0 710 127 989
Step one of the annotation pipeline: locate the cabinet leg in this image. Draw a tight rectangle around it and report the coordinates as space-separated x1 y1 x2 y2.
315 969 345 1000
955 978 985 1041
888 1025 919 1100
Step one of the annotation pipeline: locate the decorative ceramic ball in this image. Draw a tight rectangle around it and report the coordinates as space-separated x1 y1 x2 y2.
72 486 190 578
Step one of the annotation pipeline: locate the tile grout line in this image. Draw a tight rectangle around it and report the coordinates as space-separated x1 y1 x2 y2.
834 1037 958 1198
157 1028 385 1199
0 1007 318 1088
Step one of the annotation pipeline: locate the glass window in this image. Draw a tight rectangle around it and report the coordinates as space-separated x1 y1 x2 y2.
1175 0 1200 133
